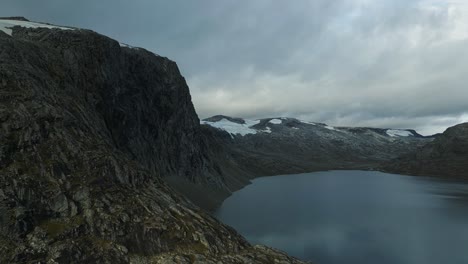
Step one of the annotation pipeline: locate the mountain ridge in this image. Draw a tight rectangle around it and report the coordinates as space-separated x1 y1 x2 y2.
201 114 428 138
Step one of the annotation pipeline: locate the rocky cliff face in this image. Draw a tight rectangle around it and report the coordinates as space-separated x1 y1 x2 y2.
382 122 468 179
0 18 304 263
201 115 430 180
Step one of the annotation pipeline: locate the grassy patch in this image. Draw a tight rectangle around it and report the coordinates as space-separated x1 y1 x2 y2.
39 215 84 237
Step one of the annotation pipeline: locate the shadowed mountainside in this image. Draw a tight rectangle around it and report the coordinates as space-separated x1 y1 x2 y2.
0 18 305 263
382 122 468 179
200 115 431 180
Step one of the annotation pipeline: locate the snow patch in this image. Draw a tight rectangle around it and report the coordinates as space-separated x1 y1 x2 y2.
0 19 73 36
201 118 260 137
263 127 272 133
120 43 135 48
325 125 336 131
269 119 282 125
386 129 413 137
300 120 317 125
119 42 144 50
244 119 261 127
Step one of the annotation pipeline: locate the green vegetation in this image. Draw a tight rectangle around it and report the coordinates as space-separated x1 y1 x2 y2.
39 215 84 238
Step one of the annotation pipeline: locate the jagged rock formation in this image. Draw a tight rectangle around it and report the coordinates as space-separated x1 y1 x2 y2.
0 18 305 263
382 122 468 179
201 115 430 179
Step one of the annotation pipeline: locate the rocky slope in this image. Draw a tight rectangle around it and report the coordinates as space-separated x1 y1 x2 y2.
382 122 468 179
201 115 430 179
0 18 305 263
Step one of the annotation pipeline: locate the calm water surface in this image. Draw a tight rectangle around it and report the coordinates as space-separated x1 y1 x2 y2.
216 171 468 264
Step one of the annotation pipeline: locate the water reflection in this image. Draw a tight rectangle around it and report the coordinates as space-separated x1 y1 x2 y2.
216 171 468 264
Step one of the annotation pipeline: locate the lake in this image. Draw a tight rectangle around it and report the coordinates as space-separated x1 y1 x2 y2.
215 170 468 264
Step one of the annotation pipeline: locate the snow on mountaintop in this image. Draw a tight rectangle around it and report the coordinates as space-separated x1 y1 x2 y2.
0 18 142 51
0 19 73 36
119 42 142 49
202 116 423 139
269 119 283 125
301 120 336 131
300 120 317 125
201 118 261 137
386 129 413 137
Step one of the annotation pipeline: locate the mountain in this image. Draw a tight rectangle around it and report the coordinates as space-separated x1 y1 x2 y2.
0 18 304 263
382 122 468 179
200 115 430 179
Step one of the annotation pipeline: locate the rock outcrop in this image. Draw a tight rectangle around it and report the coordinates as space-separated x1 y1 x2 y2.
382 122 468 179
0 18 305 263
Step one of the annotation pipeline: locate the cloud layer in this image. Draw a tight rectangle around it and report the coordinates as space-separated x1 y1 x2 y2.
2 0 468 135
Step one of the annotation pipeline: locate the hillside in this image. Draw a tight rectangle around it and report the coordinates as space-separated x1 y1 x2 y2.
0 18 304 263
382 122 468 179
201 115 430 178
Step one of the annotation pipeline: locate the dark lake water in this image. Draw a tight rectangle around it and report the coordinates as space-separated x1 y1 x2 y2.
215 170 468 264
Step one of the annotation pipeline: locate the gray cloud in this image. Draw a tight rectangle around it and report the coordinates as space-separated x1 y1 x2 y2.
2 0 468 135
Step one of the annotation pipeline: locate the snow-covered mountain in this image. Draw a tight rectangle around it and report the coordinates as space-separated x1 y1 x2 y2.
202 115 424 139
200 115 430 178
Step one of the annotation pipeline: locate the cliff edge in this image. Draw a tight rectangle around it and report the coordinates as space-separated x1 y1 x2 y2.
0 18 304 263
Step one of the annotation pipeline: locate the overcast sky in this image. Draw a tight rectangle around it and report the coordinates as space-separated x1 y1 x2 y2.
2 0 468 135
